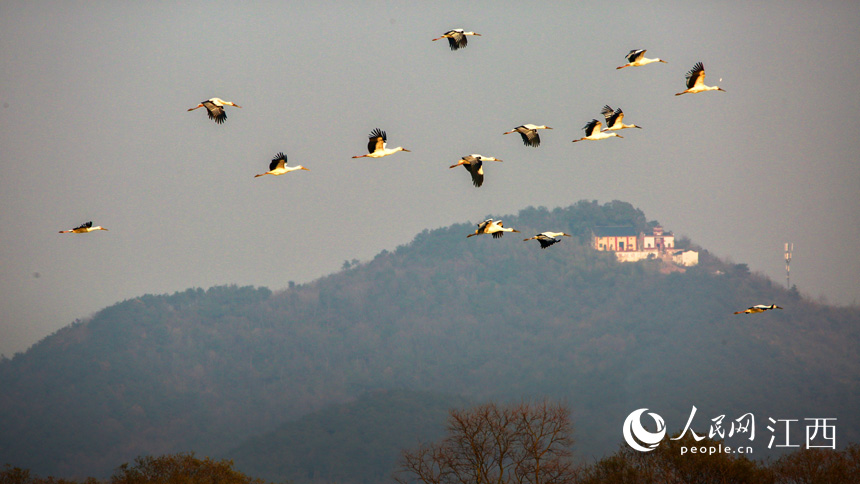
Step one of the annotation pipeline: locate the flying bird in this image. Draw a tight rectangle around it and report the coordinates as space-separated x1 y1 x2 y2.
523 232 571 249
255 152 309 178
187 98 241 124
601 105 642 131
59 221 108 234
467 219 520 239
617 49 667 69
352 128 411 158
503 124 552 147
572 119 622 143
675 62 725 96
432 29 481 51
449 154 502 187
734 304 783 315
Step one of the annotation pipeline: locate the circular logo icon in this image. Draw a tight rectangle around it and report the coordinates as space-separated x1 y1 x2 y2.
623 408 666 452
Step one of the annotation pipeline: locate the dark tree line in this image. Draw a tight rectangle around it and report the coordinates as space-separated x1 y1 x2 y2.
3 401 859 484
396 401 860 484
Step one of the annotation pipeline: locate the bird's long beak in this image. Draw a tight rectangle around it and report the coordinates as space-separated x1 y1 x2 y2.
512 229 520 233
660 60 668 63
546 127 553 129
718 88 726 92
617 134 624 138
432 37 441 41
234 104 242 108
402 149 411 152
187 104 203 111
301 167 310 171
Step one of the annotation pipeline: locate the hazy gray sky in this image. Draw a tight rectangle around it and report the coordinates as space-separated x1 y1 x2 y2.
2 1 858 357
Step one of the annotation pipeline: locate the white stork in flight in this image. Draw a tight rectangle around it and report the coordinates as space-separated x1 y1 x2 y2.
449 154 502 187
352 128 410 158
675 62 725 96
734 304 783 315
617 49 667 69
601 105 642 131
255 152 309 178
467 219 520 239
59 221 108 234
523 232 571 249
187 98 241 124
572 119 622 143
432 29 481 51
503 124 552 147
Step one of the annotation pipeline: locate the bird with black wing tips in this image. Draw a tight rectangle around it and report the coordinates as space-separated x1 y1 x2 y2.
675 62 725 95
734 304 783 315
572 119 622 142
503 124 552 147
187 97 241 124
617 49 667 69
601 105 642 131
467 219 520 239
432 29 481 50
352 128 411 158
59 221 108 233
255 152 309 178
449 154 502 187
524 232 571 249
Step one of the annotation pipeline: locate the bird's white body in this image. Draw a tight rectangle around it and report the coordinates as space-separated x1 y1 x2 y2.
59 221 108 233
503 124 552 147
364 147 408 158
617 49 667 69
601 105 642 131
353 128 410 158
676 62 725 95
524 232 571 248
449 154 502 187
433 29 481 50
255 152 309 177
467 219 520 239
187 97 241 124
572 119 622 142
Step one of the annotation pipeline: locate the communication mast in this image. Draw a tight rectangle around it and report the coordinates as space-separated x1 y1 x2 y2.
784 243 793 289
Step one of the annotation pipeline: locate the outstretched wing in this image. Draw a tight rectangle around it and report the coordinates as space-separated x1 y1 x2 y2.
518 127 541 147
583 119 601 137
537 237 560 249
446 29 466 50
626 49 645 63
601 105 622 128
269 152 287 170
685 62 705 89
202 100 227 124
464 158 484 187
367 128 386 153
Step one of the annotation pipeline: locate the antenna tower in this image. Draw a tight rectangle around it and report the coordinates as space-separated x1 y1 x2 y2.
784 243 793 289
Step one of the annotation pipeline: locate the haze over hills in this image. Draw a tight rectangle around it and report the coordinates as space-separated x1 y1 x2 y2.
1 200 858 481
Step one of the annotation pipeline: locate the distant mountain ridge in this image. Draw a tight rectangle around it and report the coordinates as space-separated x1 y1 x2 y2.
1 200 858 481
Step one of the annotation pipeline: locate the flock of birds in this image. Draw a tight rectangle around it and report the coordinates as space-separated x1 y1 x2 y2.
58 28 781 316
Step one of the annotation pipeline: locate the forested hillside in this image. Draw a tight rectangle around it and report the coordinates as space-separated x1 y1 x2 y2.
1 200 858 481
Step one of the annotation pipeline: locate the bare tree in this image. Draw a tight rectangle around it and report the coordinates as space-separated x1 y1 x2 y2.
396 400 576 484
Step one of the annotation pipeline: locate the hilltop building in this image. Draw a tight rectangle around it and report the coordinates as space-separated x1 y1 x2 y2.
592 225 698 267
